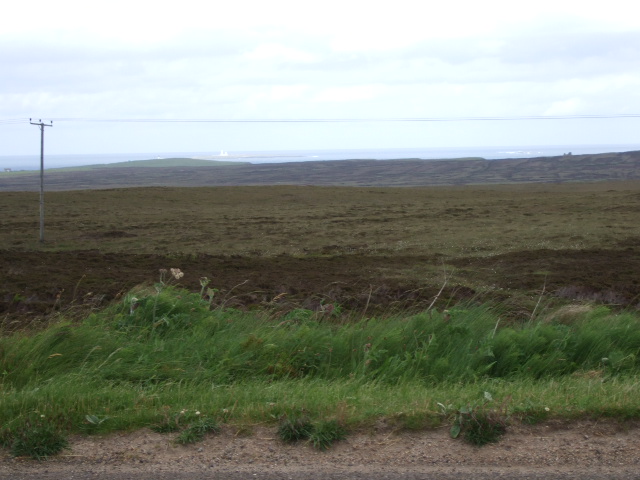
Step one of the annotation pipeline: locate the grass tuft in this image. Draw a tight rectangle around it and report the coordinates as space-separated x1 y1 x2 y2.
175 418 220 445
4 415 69 460
277 413 314 443
308 420 347 451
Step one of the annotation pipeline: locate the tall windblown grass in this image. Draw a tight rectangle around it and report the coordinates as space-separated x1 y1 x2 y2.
2 285 640 433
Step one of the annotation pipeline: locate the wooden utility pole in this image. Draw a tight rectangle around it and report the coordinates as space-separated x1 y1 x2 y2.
30 119 53 243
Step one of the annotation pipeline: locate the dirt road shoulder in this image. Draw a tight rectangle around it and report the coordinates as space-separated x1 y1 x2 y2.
2 420 639 479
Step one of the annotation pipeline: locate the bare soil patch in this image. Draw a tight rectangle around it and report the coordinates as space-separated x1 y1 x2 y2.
2 245 640 329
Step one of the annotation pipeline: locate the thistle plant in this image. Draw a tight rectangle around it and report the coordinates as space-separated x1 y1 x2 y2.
158 268 168 285
146 267 187 332
199 277 218 307
129 296 139 315
199 276 210 296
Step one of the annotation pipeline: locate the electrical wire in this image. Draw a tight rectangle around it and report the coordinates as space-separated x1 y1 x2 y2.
0 118 32 125
2 114 640 125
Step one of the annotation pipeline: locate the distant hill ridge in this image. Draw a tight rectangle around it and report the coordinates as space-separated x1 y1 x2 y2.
1 150 640 191
97 158 247 168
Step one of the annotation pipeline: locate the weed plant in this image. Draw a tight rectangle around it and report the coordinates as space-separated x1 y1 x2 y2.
449 392 509 446
459 412 507 446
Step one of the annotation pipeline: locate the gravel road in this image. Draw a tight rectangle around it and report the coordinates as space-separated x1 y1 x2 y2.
2 420 639 480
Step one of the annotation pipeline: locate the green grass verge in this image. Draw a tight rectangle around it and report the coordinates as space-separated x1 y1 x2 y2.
1 283 640 455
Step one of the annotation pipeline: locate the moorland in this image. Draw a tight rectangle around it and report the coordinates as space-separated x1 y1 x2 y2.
1 150 639 325
1 151 640 467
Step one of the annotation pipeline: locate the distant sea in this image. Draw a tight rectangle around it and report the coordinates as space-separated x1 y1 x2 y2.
2 144 640 171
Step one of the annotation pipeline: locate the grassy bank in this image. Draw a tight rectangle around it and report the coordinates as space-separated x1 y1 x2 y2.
2 278 640 451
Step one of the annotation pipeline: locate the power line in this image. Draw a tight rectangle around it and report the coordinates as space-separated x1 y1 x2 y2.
0 118 32 125
2 114 640 125
48 114 640 123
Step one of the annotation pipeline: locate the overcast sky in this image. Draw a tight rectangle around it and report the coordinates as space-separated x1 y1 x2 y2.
2 0 640 156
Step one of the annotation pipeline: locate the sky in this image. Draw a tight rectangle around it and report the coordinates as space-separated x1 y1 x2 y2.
2 0 640 156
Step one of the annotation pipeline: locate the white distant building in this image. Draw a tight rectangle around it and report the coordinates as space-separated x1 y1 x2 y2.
219 150 228 157
3 168 11 172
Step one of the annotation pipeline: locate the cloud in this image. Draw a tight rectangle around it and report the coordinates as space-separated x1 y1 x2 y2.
2 0 640 153
243 43 318 64
311 85 387 103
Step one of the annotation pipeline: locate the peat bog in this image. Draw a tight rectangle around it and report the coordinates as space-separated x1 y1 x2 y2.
1 174 640 329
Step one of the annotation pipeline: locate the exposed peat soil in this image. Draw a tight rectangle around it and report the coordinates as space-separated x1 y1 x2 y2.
2 243 639 330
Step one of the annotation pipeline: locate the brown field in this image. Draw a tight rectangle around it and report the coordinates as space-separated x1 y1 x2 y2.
2 179 640 329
